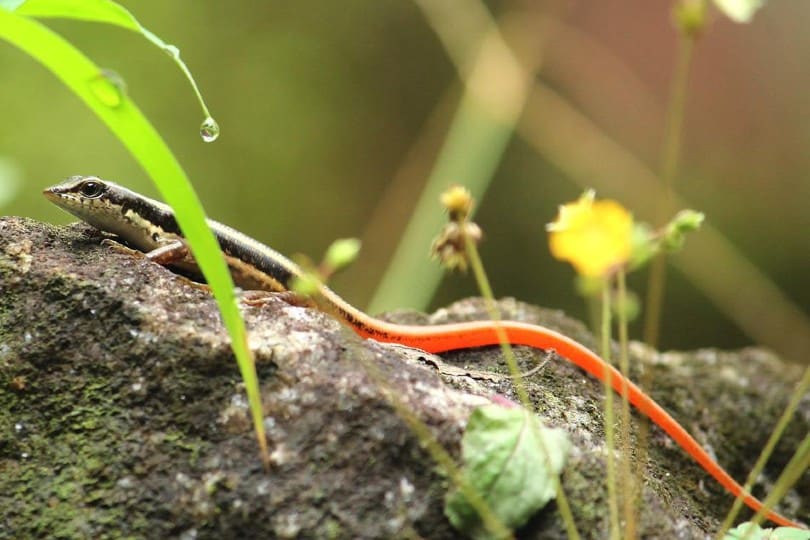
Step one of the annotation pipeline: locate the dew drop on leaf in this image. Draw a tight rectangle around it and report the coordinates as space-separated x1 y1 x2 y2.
87 69 127 108
200 116 220 142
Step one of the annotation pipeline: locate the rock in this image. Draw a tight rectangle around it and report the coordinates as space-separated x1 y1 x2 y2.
0 217 806 539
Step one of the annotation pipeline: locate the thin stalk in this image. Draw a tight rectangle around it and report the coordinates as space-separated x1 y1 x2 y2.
636 30 698 532
715 365 810 539
643 32 696 348
553 479 582 540
464 233 581 540
616 270 637 538
643 254 667 349
587 293 601 338
360 354 513 539
309 264 512 537
464 236 530 408
601 284 620 540
740 433 810 540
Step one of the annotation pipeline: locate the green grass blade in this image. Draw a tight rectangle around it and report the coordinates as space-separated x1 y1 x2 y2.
7 0 215 122
0 1 26 10
11 0 142 28
0 9 268 464
367 1 530 314
367 94 514 313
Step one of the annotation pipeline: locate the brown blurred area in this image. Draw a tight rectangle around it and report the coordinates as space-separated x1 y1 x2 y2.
1 0 807 353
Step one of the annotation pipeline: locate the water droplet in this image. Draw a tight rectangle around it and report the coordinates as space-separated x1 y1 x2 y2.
200 116 220 142
88 69 127 108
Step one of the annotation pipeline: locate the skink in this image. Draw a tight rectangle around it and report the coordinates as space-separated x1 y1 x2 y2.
43 175 802 529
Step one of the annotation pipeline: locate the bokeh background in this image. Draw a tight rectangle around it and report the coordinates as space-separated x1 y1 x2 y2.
1 0 808 358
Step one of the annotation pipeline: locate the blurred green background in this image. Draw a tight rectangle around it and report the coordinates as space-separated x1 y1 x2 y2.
1 1 807 355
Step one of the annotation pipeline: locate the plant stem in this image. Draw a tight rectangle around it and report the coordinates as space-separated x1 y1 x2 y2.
601 283 620 540
464 233 581 540
643 31 696 348
740 432 810 540
465 235 530 407
636 30 697 534
359 353 513 539
617 270 637 539
312 273 511 537
715 365 810 538
587 293 601 339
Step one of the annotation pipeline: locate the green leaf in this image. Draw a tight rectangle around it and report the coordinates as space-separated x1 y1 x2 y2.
7 0 214 124
627 222 657 270
0 1 26 10
773 528 810 540
0 10 267 463
12 0 142 30
725 523 767 540
663 209 705 252
723 523 810 540
445 404 570 540
712 0 766 23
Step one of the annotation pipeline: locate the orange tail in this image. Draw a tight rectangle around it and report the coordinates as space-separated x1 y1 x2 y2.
353 317 803 529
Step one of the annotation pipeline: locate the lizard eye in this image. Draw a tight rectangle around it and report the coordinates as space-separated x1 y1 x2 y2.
78 180 105 199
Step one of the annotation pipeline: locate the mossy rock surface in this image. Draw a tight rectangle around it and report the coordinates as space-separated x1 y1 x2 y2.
0 217 806 539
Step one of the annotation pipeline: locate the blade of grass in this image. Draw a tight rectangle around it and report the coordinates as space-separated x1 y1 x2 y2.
300 251 511 537
741 433 810 539
8 0 215 123
715 365 810 538
368 0 536 314
367 89 516 314
345 341 513 539
0 9 268 465
463 232 581 540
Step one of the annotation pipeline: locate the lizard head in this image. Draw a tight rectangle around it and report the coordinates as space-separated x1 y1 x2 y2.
44 176 179 249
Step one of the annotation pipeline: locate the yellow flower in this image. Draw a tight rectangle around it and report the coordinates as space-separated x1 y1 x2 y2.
546 191 633 277
440 184 474 222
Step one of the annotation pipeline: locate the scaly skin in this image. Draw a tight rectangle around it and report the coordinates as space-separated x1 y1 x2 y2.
44 176 803 529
